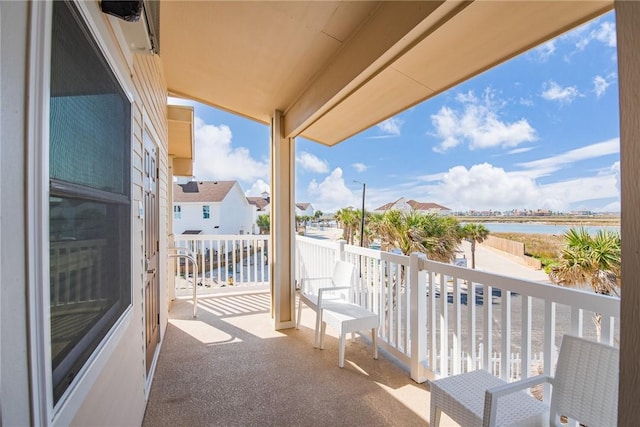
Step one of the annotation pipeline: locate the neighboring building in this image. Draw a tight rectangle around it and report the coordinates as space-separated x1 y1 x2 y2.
173 181 255 235
296 202 314 217
374 197 451 215
247 193 270 232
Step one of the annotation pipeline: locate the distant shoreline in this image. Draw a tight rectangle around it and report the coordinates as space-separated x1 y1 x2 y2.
455 215 620 227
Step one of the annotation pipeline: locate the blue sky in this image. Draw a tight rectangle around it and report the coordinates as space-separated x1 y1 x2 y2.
170 11 620 214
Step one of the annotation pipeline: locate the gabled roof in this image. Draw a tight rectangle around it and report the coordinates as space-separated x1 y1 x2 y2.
407 200 451 211
296 203 311 211
174 181 236 203
375 198 450 212
247 197 269 211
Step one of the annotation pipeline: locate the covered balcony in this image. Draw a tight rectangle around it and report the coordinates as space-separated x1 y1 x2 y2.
143 233 620 425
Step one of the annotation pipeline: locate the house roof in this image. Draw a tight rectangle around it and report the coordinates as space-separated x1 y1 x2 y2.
160 1 611 147
247 197 269 211
296 203 311 211
173 181 236 203
406 200 451 211
375 198 450 212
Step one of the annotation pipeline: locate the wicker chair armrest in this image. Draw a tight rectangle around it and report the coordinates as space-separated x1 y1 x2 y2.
483 375 552 427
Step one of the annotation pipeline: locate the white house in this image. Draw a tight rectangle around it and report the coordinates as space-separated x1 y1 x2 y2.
173 181 255 235
247 194 270 232
295 202 314 217
374 198 451 215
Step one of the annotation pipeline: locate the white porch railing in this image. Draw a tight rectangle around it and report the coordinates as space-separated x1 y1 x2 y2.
295 236 620 399
173 234 270 294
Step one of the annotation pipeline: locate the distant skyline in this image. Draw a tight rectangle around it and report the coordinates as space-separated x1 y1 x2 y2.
170 11 620 214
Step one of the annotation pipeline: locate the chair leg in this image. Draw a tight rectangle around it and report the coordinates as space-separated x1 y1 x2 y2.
296 298 302 330
339 331 346 368
371 328 378 360
430 401 441 427
319 321 326 350
314 310 322 348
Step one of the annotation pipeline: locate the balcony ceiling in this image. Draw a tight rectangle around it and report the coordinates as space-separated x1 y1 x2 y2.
160 0 612 146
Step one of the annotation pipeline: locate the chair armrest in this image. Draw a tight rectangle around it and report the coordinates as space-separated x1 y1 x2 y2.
299 276 332 292
483 374 552 427
318 286 351 305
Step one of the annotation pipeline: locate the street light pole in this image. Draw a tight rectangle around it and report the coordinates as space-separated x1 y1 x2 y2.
354 180 366 247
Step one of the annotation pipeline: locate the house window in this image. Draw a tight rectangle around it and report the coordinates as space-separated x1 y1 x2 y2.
48 1 131 404
203 205 210 219
174 205 181 219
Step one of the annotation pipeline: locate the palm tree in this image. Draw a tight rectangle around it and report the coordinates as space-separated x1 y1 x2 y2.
372 210 462 261
549 227 621 340
334 208 358 244
550 227 620 295
257 214 270 234
461 223 490 269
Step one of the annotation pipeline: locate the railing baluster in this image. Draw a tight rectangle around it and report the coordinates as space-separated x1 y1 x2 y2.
452 276 461 375
467 281 477 373
521 296 532 380
500 289 511 381
439 273 448 376
543 300 556 403
482 283 492 372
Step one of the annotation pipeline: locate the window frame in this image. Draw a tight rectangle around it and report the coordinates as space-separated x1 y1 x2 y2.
203 205 211 219
27 1 136 423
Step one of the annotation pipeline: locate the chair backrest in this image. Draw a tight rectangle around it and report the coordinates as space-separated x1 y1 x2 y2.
331 260 355 288
549 335 619 426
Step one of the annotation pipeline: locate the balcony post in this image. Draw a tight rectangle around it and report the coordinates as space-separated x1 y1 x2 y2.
270 110 295 329
616 1 640 423
409 253 428 383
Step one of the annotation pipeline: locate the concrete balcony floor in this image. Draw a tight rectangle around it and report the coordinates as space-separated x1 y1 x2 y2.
143 290 455 426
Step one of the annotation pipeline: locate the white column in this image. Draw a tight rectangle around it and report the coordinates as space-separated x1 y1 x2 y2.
615 1 640 424
270 111 296 329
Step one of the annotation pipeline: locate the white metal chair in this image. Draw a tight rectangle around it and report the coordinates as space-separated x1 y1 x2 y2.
296 260 355 348
430 335 619 427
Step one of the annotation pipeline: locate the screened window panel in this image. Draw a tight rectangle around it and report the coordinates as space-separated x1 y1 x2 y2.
48 1 131 404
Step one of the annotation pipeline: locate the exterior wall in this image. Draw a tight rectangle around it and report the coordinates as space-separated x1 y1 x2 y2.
296 205 314 217
66 4 170 426
174 202 222 234
0 1 170 425
0 1 33 424
219 184 254 234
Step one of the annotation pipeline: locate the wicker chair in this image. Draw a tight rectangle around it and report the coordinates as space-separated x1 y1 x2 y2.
430 335 619 427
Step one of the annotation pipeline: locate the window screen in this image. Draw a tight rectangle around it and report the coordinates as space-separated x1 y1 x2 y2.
49 1 131 404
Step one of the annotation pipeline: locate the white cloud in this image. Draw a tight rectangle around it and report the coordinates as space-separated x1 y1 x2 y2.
245 179 270 196
192 117 268 182
532 40 556 62
519 97 534 107
610 161 620 192
540 81 581 104
507 147 535 155
431 89 537 152
401 161 619 212
352 162 368 173
429 163 544 211
296 151 329 173
307 168 357 212
539 175 619 211
517 138 619 178
377 117 404 136
593 73 617 98
577 21 617 51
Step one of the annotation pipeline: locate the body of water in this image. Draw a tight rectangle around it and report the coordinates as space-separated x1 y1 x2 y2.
480 222 620 235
